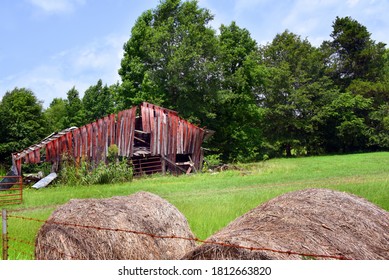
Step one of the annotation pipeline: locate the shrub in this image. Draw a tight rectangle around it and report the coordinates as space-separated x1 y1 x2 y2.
58 156 133 186
91 160 133 185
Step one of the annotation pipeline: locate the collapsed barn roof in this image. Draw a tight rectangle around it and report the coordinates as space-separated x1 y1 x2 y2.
12 102 214 176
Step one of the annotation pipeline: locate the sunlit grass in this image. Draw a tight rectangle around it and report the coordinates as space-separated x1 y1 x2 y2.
1 152 388 259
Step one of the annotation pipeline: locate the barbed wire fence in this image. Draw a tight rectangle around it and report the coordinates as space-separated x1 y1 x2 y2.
1 209 350 261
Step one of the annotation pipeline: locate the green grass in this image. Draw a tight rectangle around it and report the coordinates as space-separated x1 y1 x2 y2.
1 152 389 259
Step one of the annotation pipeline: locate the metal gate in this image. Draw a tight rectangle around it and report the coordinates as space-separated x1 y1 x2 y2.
0 176 23 206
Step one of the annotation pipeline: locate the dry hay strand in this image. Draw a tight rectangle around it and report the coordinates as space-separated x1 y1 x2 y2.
35 191 196 260
183 188 389 260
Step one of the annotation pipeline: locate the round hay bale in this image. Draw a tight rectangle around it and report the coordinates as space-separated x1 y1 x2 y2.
35 191 196 260
183 188 389 260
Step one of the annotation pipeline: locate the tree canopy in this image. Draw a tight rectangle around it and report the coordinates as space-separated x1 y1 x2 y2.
119 0 219 123
0 88 48 161
83 79 116 123
1 1 389 165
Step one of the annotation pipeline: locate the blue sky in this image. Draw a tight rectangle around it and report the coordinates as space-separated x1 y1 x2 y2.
1 0 389 108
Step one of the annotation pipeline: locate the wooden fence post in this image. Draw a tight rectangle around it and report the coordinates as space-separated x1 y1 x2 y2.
2 209 8 260
161 158 166 175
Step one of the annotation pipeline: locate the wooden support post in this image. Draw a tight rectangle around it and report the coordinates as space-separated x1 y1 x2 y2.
161 158 166 175
161 156 187 174
188 156 197 173
2 209 8 260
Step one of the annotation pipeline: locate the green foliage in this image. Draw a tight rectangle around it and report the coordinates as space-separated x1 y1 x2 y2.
107 144 119 163
368 104 389 149
210 22 266 162
315 92 372 153
63 87 85 128
58 154 133 186
0 164 7 176
2 4 389 165
119 0 219 123
259 31 332 156
0 88 49 162
202 153 222 171
83 79 116 123
3 152 389 259
92 160 133 185
21 162 51 176
323 16 386 90
117 5 389 161
44 98 67 132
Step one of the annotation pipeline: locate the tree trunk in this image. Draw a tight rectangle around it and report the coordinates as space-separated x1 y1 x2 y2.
285 143 292 157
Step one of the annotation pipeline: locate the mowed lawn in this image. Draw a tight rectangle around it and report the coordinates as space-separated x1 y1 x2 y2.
1 152 389 259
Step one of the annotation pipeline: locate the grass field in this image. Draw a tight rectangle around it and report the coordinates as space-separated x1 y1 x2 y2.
1 152 389 259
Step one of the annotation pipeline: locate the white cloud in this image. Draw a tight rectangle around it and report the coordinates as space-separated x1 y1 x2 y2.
0 33 126 107
233 0 269 15
347 0 360 7
281 1 335 41
0 65 87 106
27 0 86 14
71 34 126 74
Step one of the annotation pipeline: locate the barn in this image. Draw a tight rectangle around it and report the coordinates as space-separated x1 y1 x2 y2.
11 102 214 177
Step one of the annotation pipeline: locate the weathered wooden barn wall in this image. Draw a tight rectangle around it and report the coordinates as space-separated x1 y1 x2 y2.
12 103 208 176
140 102 205 169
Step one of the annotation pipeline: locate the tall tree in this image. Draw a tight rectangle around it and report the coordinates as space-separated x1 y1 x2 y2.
368 104 389 149
212 22 265 162
313 92 372 153
119 0 219 123
259 31 332 156
322 16 386 90
44 98 67 132
0 88 48 162
63 87 85 128
83 79 115 123
322 17 388 151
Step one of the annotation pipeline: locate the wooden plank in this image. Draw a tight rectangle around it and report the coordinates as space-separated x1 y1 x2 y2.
162 112 168 156
102 117 109 162
129 107 137 156
177 121 181 154
59 135 65 155
161 155 187 174
124 110 130 157
53 138 59 162
109 114 115 147
45 141 52 162
188 155 197 173
34 148 41 164
97 118 104 163
116 111 123 156
156 116 160 155
86 124 92 159
121 110 127 157
123 110 128 156
92 122 97 164
81 126 87 158
127 108 135 157
66 131 73 158
150 111 155 155
141 104 149 132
